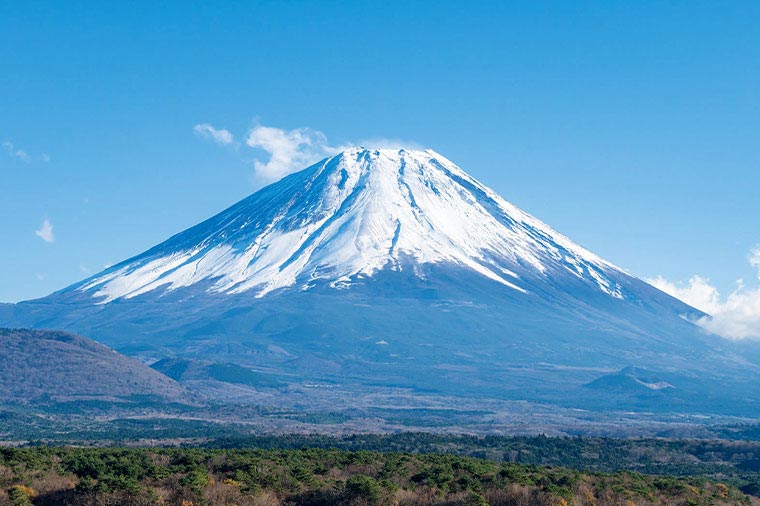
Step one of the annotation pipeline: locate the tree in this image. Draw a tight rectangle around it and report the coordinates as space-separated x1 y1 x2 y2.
345 474 381 506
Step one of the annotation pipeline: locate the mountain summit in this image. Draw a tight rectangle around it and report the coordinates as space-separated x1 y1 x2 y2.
76 148 623 302
4 147 759 420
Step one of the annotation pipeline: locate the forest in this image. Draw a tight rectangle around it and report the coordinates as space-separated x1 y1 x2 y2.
0 446 756 506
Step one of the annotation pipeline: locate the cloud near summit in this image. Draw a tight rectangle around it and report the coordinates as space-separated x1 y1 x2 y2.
193 121 421 183
244 125 423 182
245 125 339 182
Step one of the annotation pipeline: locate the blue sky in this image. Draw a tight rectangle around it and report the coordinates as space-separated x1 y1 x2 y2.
2 1 760 316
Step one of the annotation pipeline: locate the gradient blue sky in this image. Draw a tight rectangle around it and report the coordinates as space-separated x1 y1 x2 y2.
2 1 759 304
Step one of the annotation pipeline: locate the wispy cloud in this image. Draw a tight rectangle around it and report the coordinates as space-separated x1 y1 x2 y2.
2 141 30 162
245 124 340 182
354 137 425 151
2 141 49 162
35 219 55 243
750 247 760 273
193 123 234 145
244 125 426 182
194 119 423 183
647 275 722 315
647 247 760 340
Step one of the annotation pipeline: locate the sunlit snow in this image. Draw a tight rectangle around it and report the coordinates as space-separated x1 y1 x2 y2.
79 148 624 303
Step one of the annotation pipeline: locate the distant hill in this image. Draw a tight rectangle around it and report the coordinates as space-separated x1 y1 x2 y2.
151 358 285 387
0 328 188 405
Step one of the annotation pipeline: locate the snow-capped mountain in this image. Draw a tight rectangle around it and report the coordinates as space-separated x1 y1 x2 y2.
4 147 759 418
75 148 624 302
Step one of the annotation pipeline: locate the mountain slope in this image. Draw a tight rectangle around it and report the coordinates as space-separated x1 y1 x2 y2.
71 148 632 302
0 328 188 405
3 148 758 417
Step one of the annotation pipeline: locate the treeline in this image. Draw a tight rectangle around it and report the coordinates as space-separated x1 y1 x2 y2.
206 433 760 494
0 447 754 506
207 432 760 468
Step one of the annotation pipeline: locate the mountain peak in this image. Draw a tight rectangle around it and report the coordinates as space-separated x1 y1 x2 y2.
72 149 625 302
329 146 450 175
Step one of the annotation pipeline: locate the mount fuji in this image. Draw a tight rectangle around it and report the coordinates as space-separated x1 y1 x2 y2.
73 147 625 302
3 147 759 419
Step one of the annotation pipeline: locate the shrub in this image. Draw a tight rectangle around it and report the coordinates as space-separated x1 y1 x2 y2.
345 474 381 506
181 469 210 493
7 485 35 506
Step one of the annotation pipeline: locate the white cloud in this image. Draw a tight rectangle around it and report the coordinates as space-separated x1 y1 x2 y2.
193 119 423 183
697 287 760 341
646 275 722 315
244 124 425 182
2 141 31 162
193 123 234 145
246 124 340 182
354 137 425 151
750 246 760 272
647 248 760 340
35 219 55 243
